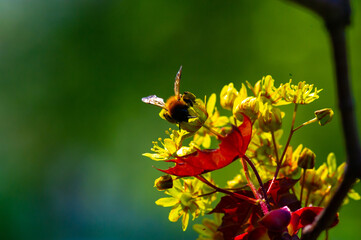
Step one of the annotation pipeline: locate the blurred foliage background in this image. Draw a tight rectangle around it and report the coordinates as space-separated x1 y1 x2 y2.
0 0 360 239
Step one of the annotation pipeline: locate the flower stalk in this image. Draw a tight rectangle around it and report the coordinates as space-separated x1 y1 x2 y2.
195 175 258 205
268 104 298 193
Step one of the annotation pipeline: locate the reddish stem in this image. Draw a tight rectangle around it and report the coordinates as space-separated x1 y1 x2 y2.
195 175 258 205
242 155 271 211
268 104 298 193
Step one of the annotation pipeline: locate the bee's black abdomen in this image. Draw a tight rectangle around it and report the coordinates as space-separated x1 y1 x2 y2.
169 103 191 122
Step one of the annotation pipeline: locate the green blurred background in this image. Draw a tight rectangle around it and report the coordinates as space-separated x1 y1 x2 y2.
0 0 360 239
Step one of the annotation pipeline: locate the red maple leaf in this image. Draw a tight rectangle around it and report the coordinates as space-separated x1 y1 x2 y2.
264 178 301 211
157 114 252 177
211 178 303 240
210 190 262 240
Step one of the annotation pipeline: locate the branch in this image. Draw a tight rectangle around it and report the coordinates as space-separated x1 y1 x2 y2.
288 0 350 26
286 0 361 239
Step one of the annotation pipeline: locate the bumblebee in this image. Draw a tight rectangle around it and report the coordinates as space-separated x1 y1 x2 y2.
142 66 197 124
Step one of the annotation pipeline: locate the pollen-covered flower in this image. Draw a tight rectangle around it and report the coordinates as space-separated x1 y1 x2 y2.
282 80 322 104
143 129 197 161
193 94 229 148
193 213 224 240
155 175 216 231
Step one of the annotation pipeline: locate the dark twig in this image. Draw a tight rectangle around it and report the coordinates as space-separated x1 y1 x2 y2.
287 0 361 239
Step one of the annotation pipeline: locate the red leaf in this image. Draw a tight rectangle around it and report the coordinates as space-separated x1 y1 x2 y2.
158 114 252 177
288 206 339 235
264 178 301 211
210 190 263 240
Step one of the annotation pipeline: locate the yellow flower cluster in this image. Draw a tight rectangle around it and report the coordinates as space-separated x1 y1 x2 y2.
282 80 322 104
220 77 325 189
143 73 360 236
300 153 360 206
143 129 197 161
155 174 216 231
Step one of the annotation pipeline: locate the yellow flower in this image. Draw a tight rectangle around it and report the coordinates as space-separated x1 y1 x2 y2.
193 94 229 148
155 175 216 231
193 213 224 240
282 80 322 104
247 75 289 106
143 129 197 161
233 96 260 121
220 82 238 110
232 83 248 117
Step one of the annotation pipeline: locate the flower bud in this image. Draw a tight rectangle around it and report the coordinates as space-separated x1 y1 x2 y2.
220 83 238 110
259 206 291 232
297 148 316 169
154 175 173 191
314 108 333 126
258 105 282 132
233 97 260 121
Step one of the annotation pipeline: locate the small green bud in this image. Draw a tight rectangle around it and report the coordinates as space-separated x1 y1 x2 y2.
314 108 334 126
154 175 173 191
220 83 238 110
258 105 282 132
298 148 316 169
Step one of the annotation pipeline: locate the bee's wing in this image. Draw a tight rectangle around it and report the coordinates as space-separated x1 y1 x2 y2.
174 66 182 98
142 95 166 109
